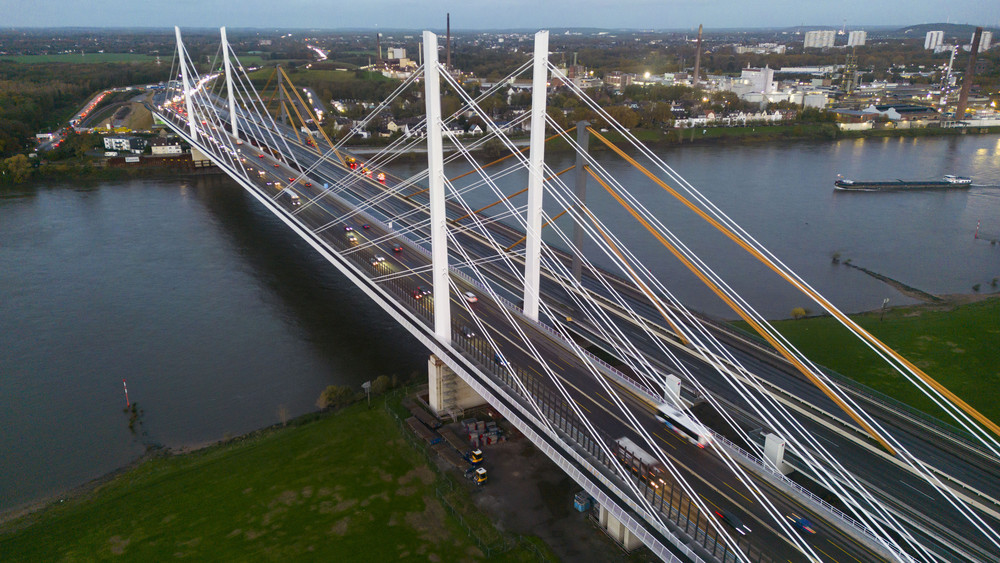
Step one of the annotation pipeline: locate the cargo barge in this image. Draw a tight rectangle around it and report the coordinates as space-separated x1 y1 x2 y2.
834 175 972 191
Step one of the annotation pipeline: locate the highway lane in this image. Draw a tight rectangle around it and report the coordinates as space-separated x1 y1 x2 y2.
167 105 998 560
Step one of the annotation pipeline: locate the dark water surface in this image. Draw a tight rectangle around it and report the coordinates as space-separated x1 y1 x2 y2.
2 133 999 514
0 176 428 513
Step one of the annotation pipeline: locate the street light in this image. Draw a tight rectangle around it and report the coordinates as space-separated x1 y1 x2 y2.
880 297 890 321
362 380 371 408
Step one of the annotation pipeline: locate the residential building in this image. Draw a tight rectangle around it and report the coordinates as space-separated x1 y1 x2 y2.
847 31 867 47
148 137 182 155
734 43 786 55
977 31 993 52
924 31 945 50
103 136 146 153
804 30 836 49
604 71 635 88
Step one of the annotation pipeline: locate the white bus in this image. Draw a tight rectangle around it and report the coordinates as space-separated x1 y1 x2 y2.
282 189 301 206
656 404 711 448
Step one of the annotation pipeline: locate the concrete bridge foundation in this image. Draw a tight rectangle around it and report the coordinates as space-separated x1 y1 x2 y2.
428 354 485 419
598 504 644 551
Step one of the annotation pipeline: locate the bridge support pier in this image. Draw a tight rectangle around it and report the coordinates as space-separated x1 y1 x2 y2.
764 432 793 475
427 355 485 418
190 146 212 166
598 504 644 551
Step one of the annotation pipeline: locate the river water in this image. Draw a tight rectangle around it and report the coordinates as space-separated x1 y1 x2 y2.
2 133 998 515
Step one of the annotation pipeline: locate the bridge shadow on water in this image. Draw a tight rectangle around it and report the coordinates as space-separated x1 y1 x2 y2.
189 175 428 387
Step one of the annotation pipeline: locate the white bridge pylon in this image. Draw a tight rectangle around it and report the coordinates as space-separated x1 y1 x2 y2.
161 26 1000 563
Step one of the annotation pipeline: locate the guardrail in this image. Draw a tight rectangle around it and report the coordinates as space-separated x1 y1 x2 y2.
709 431 903 561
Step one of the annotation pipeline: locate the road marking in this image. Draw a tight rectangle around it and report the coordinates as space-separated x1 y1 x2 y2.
699 495 720 511
724 481 754 504
573 399 592 414
828 538 863 563
812 544 838 562
815 434 840 448
899 479 934 500
653 432 677 450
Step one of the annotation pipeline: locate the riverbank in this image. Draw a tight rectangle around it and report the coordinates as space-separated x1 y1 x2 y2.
735 294 1000 426
0 396 555 561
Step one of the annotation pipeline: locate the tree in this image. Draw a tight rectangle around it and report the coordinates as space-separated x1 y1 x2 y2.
790 307 808 320
604 106 639 129
316 385 357 409
371 374 392 395
1 154 32 183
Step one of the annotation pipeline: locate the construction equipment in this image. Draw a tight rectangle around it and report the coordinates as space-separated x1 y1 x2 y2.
465 466 487 486
465 448 483 466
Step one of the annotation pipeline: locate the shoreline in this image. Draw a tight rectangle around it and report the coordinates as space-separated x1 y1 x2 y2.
5 125 997 189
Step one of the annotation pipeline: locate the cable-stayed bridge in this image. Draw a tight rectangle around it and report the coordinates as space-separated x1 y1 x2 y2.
152 27 1000 563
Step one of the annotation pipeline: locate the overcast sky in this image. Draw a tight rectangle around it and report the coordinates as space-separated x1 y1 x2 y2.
1 0 997 30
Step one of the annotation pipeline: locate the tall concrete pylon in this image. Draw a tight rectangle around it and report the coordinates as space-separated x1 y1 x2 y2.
423 31 451 343
174 27 197 139
220 27 238 138
522 30 549 321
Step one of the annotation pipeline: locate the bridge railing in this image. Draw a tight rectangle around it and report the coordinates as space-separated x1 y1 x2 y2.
709 430 903 561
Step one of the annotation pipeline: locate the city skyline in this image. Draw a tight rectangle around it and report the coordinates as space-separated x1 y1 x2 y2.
0 0 997 31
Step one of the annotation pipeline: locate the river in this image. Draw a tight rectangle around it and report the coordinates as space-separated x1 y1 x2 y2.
2 133 998 515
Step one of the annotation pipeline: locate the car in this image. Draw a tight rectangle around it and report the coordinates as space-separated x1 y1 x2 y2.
288 177 294 182
464 291 478 304
304 182 312 187
265 181 273 186
411 289 423 300
346 234 358 245
344 226 354 232
273 163 279 167
787 514 816 535
370 255 385 266
493 352 509 367
393 245 403 253
376 172 386 183
416 285 431 296
362 224 371 230
714 510 750 535
460 326 475 339
258 154 264 158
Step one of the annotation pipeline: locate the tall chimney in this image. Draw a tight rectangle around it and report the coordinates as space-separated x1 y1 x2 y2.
956 27 983 121
693 24 703 87
446 13 451 71
376 32 382 63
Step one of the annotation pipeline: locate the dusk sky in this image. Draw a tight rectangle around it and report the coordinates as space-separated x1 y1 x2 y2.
0 0 996 30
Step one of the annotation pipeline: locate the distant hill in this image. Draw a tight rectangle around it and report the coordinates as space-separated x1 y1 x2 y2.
892 23 999 40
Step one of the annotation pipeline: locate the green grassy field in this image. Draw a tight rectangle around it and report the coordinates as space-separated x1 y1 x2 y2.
0 53 158 63
0 398 540 561
736 296 1000 425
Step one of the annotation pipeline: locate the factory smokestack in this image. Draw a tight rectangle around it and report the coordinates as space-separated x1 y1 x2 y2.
376 32 381 63
446 13 451 71
956 27 983 121
693 24 703 87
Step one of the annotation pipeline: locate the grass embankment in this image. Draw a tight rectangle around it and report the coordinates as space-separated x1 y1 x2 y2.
0 397 543 561
737 297 1000 425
